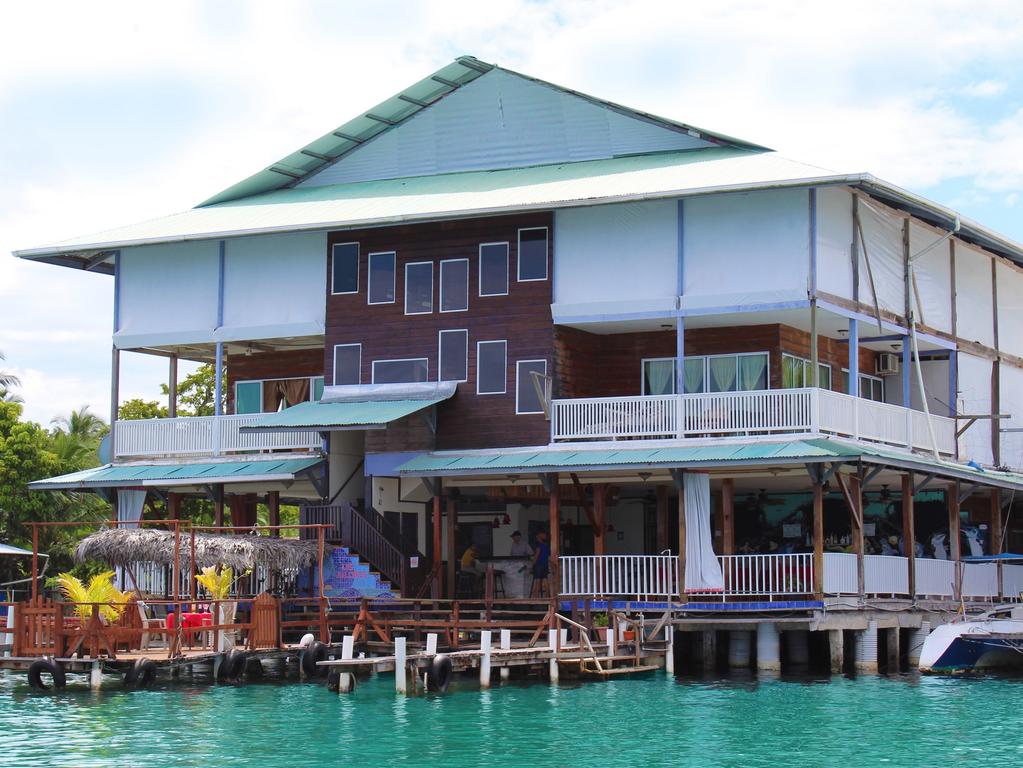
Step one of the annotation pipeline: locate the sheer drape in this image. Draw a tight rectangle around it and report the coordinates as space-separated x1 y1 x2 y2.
683 359 704 394
684 473 724 591
739 354 768 391
709 357 737 392
645 360 675 395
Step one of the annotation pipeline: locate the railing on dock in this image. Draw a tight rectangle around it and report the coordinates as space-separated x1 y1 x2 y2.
550 387 956 456
560 555 677 598
113 414 321 459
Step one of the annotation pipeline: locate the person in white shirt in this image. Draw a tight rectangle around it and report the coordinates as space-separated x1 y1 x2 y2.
509 530 532 557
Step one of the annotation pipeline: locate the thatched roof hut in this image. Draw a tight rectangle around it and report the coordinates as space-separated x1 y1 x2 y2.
75 528 322 572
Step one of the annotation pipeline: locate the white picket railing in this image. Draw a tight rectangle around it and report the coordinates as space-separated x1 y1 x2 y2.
961 562 999 599
914 558 957 597
550 387 956 456
823 552 858 594
114 414 321 459
864 554 910 596
560 555 677 598
691 553 814 598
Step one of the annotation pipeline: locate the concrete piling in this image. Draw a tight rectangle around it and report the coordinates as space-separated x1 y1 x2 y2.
786 630 810 667
337 635 355 693
548 629 559 683
756 623 780 672
855 620 879 673
500 629 511 680
700 630 717 671
90 660 103 690
885 627 901 672
906 621 930 668
479 630 492 688
828 630 844 674
394 636 407 695
728 630 751 668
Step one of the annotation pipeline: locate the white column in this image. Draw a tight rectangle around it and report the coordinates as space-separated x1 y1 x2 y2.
500 629 511 681
855 620 879 673
394 636 407 695
665 626 675 675
479 630 492 689
756 623 780 672
338 635 355 693
548 629 559 683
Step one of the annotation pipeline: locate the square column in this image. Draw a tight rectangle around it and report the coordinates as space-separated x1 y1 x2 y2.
901 474 915 596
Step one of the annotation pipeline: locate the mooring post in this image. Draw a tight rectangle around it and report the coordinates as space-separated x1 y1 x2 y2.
2 603 14 657
426 632 438 656
337 635 355 694
500 629 511 681
90 660 102 691
548 629 559 683
395 636 408 695
665 624 675 675
480 630 492 689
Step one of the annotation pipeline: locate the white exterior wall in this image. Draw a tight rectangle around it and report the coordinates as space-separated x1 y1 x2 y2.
682 188 810 311
956 243 995 347
553 200 678 317
219 232 326 342
857 199 905 316
909 222 953 334
816 187 854 298
116 241 221 349
997 260 1023 359
1000 364 1023 469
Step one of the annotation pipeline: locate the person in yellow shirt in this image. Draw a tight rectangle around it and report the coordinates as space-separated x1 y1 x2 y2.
460 543 484 575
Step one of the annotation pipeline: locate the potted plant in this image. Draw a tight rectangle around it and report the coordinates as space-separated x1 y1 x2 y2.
592 612 610 645
196 565 235 651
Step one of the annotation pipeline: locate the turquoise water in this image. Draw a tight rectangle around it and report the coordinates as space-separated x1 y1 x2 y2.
2 668 1022 767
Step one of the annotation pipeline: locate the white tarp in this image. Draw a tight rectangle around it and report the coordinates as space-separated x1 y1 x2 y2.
997 261 1023 359
684 473 724 592
117 490 146 528
553 200 678 308
909 222 953 334
957 353 994 466
857 200 905 317
815 186 854 298
956 242 995 347
682 188 810 311
999 364 1023 470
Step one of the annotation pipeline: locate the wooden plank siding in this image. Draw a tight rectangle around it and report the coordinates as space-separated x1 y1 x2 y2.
325 214 554 450
555 324 878 399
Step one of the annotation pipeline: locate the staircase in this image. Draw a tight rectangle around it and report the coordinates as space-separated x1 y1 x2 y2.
322 546 400 599
301 502 429 598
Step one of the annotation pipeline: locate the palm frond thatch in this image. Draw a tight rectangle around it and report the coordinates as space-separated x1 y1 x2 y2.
75 528 322 572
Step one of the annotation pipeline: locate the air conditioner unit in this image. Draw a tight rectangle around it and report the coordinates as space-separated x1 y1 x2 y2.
876 352 900 376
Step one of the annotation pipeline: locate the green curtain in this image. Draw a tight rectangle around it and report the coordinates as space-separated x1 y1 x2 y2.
782 356 802 388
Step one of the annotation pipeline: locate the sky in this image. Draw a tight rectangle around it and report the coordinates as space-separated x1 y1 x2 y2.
2 0 1023 426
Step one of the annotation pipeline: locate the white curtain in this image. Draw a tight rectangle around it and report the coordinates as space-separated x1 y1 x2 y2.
117 490 147 528
709 357 737 392
645 360 675 395
684 473 724 592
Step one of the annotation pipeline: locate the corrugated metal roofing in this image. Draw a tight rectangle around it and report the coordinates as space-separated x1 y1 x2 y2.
0 542 35 557
14 149 839 258
239 398 447 431
28 457 323 490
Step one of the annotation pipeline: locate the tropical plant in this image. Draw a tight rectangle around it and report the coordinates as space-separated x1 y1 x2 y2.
195 565 234 600
0 350 21 402
160 364 224 417
592 611 609 628
56 570 129 621
50 405 109 469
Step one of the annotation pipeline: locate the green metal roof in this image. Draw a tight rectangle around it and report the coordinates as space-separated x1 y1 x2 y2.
240 398 447 432
28 457 323 491
398 437 1023 491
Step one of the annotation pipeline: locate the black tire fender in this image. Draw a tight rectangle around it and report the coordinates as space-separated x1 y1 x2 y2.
301 641 328 678
426 654 453 692
217 649 247 682
27 658 66 691
124 657 158 689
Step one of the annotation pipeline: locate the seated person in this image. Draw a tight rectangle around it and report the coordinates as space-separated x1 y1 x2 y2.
460 543 485 576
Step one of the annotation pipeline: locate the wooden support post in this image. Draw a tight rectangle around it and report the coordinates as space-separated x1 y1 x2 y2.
812 478 824 598
479 630 492 688
852 474 864 599
948 483 961 601
593 483 607 557
167 492 180 521
902 473 916 597
446 495 457 600
500 629 511 681
990 489 1003 555
268 491 280 538
213 486 224 528
656 485 669 553
168 354 178 418
432 492 442 599
721 478 735 555
31 525 39 600
549 475 560 599
394 636 407 695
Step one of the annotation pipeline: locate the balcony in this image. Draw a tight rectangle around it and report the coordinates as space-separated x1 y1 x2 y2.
113 414 322 460
550 387 957 457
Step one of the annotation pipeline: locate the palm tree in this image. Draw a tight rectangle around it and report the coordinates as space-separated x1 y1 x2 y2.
0 350 20 401
51 405 109 469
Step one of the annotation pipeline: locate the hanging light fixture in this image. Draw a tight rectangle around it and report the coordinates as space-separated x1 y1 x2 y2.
502 513 511 524
492 516 500 529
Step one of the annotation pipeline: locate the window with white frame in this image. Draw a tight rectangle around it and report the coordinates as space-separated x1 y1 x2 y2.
641 353 769 395
234 376 325 414
517 228 548 281
781 353 832 389
842 369 885 402
331 242 359 295
438 329 468 382
333 343 361 386
368 251 396 304
476 340 507 395
373 358 429 384
516 360 547 414
404 262 433 314
479 243 509 296
440 258 469 312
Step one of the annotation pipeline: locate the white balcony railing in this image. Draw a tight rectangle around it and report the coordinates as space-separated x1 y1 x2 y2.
550 387 957 456
113 414 322 459
560 554 677 598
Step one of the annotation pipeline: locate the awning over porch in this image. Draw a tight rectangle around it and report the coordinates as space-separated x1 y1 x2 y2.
397 437 1023 492
27 456 324 490
239 381 456 433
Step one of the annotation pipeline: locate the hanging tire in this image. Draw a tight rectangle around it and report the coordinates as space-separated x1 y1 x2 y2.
217 649 247 682
425 654 453 692
124 658 158 689
27 658 66 691
301 641 328 678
